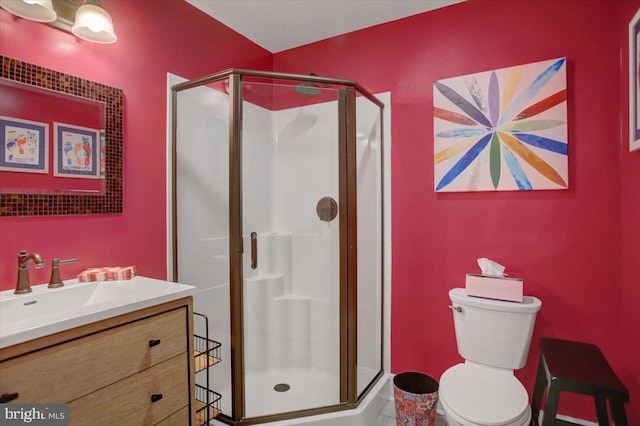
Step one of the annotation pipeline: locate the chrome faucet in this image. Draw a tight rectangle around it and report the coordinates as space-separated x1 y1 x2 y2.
15 250 44 294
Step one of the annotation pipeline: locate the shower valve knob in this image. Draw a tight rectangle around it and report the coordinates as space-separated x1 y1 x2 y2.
316 197 338 222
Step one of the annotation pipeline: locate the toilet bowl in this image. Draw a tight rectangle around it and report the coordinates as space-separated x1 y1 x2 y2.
439 362 531 426
441 289 541 426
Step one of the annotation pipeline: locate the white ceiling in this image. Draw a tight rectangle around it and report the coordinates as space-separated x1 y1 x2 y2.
185 0 465 53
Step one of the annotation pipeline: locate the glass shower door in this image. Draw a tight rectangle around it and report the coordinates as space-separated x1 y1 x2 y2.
240 80 342 418
173 77 233 416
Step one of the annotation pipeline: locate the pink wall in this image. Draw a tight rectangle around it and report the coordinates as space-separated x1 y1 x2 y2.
0 0 272 287
1 0 637 422
274 0 633 421
619 0 640 422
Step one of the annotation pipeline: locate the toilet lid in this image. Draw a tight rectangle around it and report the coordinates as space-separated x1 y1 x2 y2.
440 364 529 426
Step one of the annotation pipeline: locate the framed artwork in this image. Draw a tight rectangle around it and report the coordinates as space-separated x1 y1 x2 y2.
630 8 640 152
434 57 568 192
0 116 49 173
100 129 106 178
53 122 100 178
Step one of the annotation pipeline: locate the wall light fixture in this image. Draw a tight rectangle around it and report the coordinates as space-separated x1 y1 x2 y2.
0 0 117 44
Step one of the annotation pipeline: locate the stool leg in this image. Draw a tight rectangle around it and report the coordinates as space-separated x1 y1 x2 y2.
609 399 628 426
594 397 609 425
542 384 560 426
531 358 547 426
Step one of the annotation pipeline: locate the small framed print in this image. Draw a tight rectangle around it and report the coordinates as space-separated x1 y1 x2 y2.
54 122 100 179
0 116 49 173
99 129 106 178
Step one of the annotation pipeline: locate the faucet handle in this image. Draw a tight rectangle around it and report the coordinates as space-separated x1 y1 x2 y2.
48 258 78 288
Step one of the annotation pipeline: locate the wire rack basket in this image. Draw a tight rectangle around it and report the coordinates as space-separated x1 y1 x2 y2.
195 385 221 425
194 334 221 373
193 312 222 425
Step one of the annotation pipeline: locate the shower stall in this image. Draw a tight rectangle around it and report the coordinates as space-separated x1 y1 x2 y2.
170 70 384 425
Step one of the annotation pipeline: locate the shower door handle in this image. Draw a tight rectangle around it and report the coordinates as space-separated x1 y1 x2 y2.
251 232 257 269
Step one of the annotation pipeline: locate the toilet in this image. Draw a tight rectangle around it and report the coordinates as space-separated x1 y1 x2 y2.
439 288 542 426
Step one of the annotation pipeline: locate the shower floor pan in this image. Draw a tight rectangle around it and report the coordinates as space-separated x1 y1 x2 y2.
212 370 393 426
245 368 339 417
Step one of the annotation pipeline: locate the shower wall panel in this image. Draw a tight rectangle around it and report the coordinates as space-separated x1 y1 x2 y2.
176 85 230 289
242 100 276 258
241 94 342 417
175 82 234 414
273 102 340 377
355 96 383 396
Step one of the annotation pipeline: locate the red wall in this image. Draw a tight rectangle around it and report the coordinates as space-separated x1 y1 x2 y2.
619 0 640 422
0 0 271 287
274 0 633 421
1 0 637 422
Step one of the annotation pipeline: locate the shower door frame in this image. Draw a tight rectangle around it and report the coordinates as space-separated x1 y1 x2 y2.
171 69 384 425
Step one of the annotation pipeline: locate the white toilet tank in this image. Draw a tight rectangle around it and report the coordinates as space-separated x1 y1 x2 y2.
449 288 542 369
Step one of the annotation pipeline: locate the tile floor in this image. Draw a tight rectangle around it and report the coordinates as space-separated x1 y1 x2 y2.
373 400 447 426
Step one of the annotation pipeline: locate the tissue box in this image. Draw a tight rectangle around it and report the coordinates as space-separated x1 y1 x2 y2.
465 274 523 302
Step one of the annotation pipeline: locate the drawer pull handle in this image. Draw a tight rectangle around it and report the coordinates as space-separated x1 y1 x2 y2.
0 392 19 403
151 394 163 403
148 339 161 347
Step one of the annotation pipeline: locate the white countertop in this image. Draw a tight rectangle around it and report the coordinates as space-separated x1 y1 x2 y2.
0 276 196 349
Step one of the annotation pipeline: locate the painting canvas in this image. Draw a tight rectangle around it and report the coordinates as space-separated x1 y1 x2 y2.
0 116 49 173
53 122 100 179
630 8 640 152
434 58 568 192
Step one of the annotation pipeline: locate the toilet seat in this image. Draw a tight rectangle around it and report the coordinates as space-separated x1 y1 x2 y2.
440 363 530 426
441 397 531 426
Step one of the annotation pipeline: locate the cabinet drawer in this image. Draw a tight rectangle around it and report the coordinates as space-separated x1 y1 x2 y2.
0 308 187 403
69 354 189 426
155 407 190 426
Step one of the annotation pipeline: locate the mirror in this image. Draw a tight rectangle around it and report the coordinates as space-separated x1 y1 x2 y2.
0 56 123 216
0 78 106 195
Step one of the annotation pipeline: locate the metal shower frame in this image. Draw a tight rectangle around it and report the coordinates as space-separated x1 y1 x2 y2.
171 69 384 425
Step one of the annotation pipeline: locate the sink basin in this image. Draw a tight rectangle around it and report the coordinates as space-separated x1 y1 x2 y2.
0 276 196 348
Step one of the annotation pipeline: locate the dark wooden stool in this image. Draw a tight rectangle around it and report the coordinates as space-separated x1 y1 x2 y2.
530 337 629 426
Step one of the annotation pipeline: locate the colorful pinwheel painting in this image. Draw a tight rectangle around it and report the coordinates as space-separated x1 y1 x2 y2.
434 57 568 192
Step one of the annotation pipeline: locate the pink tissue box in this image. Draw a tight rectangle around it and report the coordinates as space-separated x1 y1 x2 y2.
465 273 523 302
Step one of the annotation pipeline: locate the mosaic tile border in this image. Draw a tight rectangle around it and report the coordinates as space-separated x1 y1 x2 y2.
0 56 123 216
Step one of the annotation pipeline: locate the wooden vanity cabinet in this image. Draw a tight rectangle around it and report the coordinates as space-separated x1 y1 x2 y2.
0 297 196 426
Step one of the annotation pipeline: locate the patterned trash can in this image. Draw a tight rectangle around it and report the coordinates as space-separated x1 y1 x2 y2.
393 371 439 426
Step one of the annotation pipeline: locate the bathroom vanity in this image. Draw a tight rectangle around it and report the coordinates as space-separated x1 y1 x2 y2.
0 277 197 425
